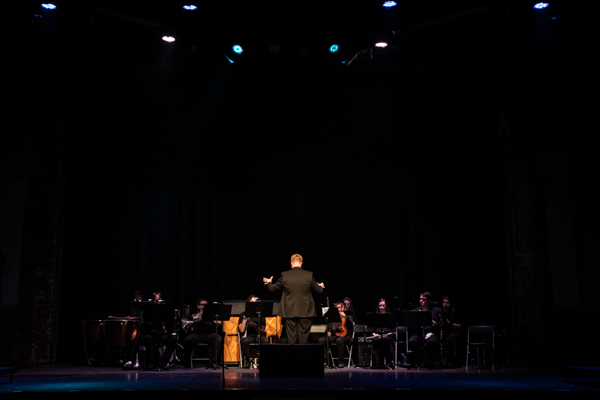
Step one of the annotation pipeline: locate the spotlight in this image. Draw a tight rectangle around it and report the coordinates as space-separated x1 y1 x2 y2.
329 44 339 53
162 36 176 43
41 3 57 9
232 45 243 54
533 3 549 9
374 42 388 48
183 5 197 10
382 1 397 8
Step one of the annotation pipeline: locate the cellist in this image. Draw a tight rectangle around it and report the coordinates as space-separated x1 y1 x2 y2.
318 301 354 368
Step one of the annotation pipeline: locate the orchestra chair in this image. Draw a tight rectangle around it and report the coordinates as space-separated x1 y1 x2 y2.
465 325 494 370
327 328 356 368
395 326 409 366
190 343 210 368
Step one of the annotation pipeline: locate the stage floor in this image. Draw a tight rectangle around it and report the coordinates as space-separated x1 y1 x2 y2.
2 364 599 398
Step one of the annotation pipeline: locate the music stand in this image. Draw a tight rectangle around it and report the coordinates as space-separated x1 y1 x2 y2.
244 301 274 343
139 303 175 325
139 303 176 371
244 301 273 364
365 313 398 369
322 307 343 368
354 324 374 368
202 303 232 375
400 311 433 369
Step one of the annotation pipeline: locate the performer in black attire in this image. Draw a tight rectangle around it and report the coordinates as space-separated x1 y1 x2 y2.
181 298 222 368
318 301 354 368
439 295 462 368
263 253 325 344
238 294 269 368
408 292 443 367
371 298 395 369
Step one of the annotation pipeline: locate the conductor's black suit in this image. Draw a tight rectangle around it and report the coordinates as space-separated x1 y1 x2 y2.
267 267 323 344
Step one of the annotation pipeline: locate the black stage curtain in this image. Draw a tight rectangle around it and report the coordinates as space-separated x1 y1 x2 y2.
58 62 509 362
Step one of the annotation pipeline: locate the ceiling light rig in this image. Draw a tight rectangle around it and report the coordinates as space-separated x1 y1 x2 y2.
232 45 243 55
533 3 549 9
162 36 176 43
41 3 56 9
182 5 197 11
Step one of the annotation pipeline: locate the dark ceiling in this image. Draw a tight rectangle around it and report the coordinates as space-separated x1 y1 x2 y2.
21 0 531 70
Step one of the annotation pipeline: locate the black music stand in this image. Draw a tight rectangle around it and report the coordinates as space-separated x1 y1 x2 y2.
139 303 176 371
366 312 398 369
202 303 232 375
244 301 273 343
323 307 343 368
354 324 374 368
139 303 175 325
244 301 273 363
400 311 433 369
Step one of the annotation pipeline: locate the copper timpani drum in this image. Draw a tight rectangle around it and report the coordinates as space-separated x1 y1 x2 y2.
82 319 140 366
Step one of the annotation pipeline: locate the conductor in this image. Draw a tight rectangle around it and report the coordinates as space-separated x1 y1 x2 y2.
263 253 325 344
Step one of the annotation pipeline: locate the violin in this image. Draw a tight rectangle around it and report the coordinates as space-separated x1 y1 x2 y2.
335 316 347 337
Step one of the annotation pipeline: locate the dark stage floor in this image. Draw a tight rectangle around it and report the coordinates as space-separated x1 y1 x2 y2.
2 364 600 399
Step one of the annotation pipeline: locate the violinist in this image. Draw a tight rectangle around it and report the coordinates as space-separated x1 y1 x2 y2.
318 301 354 368
238 295 269 368
371 298 395 369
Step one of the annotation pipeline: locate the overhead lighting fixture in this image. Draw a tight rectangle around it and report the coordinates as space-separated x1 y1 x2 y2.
383 1 397 8
329 44 340 53
183 5 197 11
533 3 549 9
41 3 57 9
374 42 388 48
232 45 243 54
162 36 176 43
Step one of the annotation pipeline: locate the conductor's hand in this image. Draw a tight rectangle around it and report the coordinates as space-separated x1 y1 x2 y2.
318 282 325 289
263 276 273 285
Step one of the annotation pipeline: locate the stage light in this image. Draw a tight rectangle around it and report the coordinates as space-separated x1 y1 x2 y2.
533 3 549 9
375 42 388 48
329 44 339 53
183 5 197 11
232 45 243 54
41 3 56 9
162 36 176 43
383 1 397 8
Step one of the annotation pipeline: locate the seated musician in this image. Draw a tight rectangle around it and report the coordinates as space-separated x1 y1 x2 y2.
318 301 354 368
181 298 223 368
238 294 270 368
408 291 443 368
371 298 395 369
439 295 462 368
151 292 164 304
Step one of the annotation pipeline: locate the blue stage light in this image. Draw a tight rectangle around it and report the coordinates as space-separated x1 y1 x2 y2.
183 5 197 11
383 1 397 8
41 3 57 9
533 3 549 9
232 45 243 54
329 44 339 53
